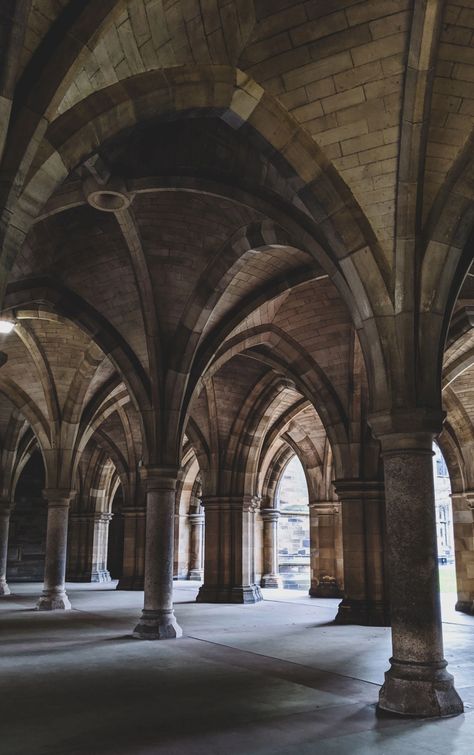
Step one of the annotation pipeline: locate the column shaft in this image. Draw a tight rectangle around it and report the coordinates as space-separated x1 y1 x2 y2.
372 420 463 718
260 508 281 588
309 501 343 598
133 469 182 639
117 507 145 590
452 492 474 614
0 502 12 596
334 481 388 625
197 496 262 603
188 511 204 580
37 490 73 610
67 513 112 582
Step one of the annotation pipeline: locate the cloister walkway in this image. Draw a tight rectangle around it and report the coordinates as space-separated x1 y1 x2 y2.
1 582 473 755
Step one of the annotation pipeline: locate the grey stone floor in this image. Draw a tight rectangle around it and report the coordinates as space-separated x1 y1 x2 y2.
1 582 474 755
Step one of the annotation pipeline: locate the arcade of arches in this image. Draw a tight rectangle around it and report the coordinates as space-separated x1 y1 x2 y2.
1 1 474 749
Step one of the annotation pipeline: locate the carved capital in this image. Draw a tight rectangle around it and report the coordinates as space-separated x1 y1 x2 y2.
260 508 280 523
141 466 179 493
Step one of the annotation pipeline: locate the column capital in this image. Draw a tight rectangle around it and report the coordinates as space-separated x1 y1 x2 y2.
309 500 339 514
244 495 260 513
368 408 444 454
43 489 75 507
71 511 113 522
188 512 204 525
122 506 146 517
333 480 384 501
450 491 474 504
260 508 280 522
141 466 179 492
201 495 259 511
94 512 114 523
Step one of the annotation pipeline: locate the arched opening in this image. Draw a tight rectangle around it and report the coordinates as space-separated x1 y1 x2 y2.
7 450 46 582
107 485 124 581
277 456 310 591
433 443 457 612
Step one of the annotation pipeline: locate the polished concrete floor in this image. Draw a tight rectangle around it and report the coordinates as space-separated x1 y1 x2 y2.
1 582 474 755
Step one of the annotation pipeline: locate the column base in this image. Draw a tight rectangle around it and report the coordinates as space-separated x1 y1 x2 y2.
334 598 390 626
378 658 464 718
116 576 144 590
455 599 474 615
68 570 112 583
91 569 111 583
133 609 182 640
309 578 343 598
187 569 203 581
36 591 72 611
196 584 263 604
261 574 281 588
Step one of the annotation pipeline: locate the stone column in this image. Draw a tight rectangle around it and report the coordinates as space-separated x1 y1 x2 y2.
91 512 113 582
372 416 463 717
187 511 204 581
67 512 112 582
260 508 281 588
0 500 12 596
452 491 474 615
133 468 182 639
333 480 388 625
37 489 74 610
117 506 145 590
67 513 90 581
197 496 262 603
309 501 343 598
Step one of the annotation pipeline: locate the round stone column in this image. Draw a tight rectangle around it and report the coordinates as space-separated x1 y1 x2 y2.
133 468 182 639
37 490 74 610
0 500 12 596
371 413 463 717
260 508 281 588
187 511 204 581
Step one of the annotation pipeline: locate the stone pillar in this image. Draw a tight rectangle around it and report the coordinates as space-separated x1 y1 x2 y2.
187 511 204 580
372 417 463 717
117 506 145 590
309 501 343 598
133 469 182 639
91 512 113 581
0 500 12 596
260 508 281 588
197 495 262 603
37 489 74 610
452 491 474 614
334 480 388 625
67 512 112 582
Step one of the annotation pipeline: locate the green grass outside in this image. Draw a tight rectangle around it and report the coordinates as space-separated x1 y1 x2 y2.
438 565 457 593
